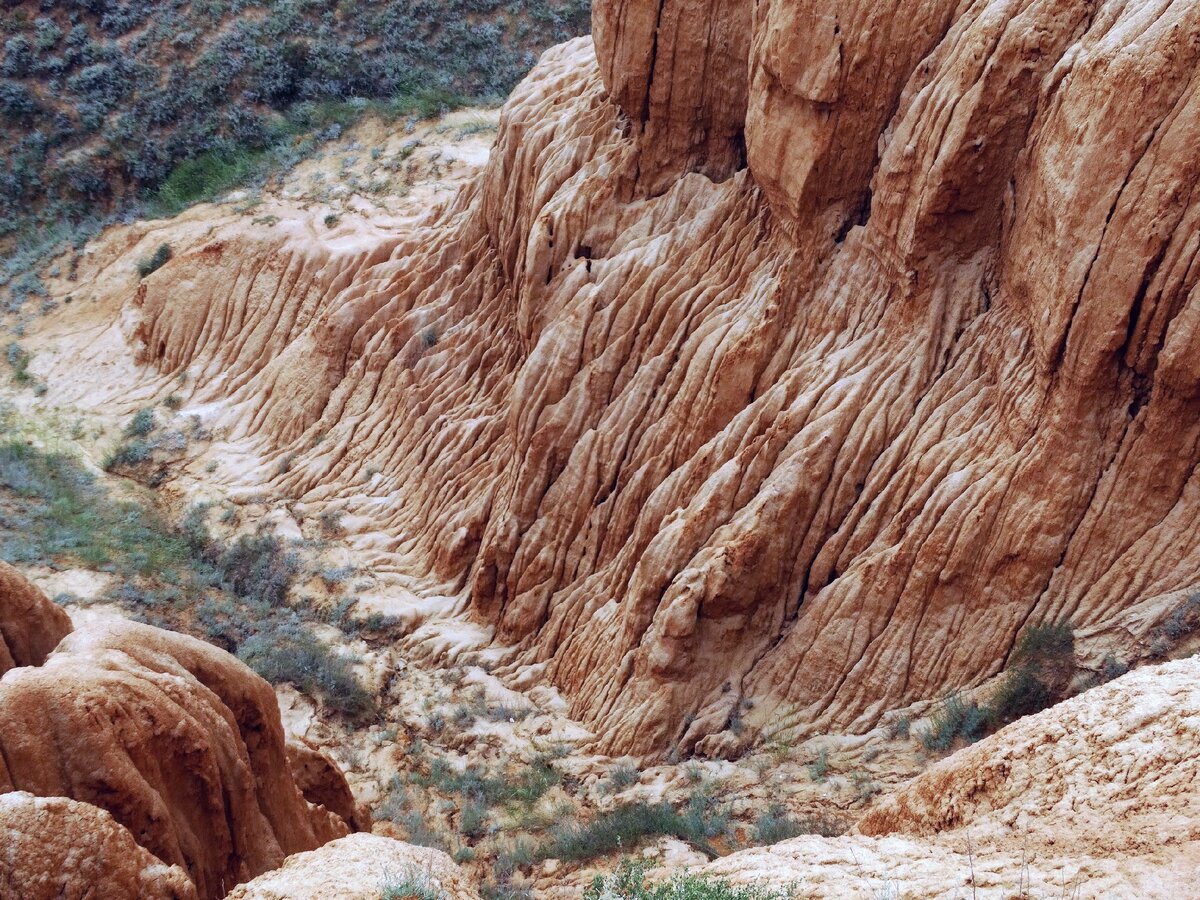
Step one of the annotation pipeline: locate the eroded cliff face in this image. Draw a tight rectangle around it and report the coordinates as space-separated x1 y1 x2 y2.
47 0 1200 757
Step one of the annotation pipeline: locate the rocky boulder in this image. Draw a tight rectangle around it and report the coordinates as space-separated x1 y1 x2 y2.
0 617 354 899
0 561 71 674
226 834 480 900
0 791 197 900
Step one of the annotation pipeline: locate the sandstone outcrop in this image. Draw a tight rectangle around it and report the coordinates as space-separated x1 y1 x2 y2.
857 657 1200 851
0 791 198 900
697 658 1200 897
0 617 353 899
32 0 1200 757
287 735 372 833
225 834 481 900
0 560 72 674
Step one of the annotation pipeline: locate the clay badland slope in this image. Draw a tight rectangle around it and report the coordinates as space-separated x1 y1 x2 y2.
32 0 1200 758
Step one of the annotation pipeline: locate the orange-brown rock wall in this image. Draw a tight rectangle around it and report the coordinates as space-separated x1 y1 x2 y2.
123 1 1200 756
0 619 349 899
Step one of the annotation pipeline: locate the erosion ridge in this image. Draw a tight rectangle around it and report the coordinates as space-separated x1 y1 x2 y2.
23 0 1200 761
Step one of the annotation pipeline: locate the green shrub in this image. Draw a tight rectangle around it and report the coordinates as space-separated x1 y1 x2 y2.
537 799 722 863
5 343 31 384
136 243 172 278
585 860 787 900
806 749 829 782
918 692 987 753
986 620 1075 730
236 621 374 717
1014 621 1074 662
210 532 299 606
751 803 844 844
0 438 187 575
603 762 641 793
459 796 489 838
152 149 267 214
126 407 158 436
382 869 445 900
0 433 373 716
103 438 153 470
414 755 560 808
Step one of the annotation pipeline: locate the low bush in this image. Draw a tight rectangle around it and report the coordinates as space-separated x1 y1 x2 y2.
537 799 722 863
602 762 640 793
237 620 374 717
151 149 268 214
986 620 1075 730
5 342 31 383
414 755 561 808
918 692 987 753
125 407 157 436
917 621 1076 753
136 243 172 278
585 860 787 900
209 532 300 607
0 431 373 717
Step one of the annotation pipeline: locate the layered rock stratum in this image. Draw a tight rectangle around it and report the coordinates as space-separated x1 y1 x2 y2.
24 1 1200 764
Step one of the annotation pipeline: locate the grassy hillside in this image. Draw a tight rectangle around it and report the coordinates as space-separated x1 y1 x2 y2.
0 0 590 305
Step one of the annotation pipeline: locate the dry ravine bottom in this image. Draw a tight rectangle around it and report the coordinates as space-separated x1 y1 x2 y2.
3 0 1200 897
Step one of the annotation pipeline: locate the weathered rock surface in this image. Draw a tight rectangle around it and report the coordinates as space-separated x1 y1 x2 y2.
32 0 1200 757
0 617 351 899
857 657 1200 851
0 560 72 674
286 735 372 833
697 658 1200 897
225 833 481 900
0 791 197 900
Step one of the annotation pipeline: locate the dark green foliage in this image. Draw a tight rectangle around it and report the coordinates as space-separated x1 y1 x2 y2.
0 438 188 575
1158 593 1200 644
413 754 561 807
0 0 592 281
209 532 300 606
151 149 269 214
126 407 157 436
237 620 374 716
1014 621 1074 662
752 803 844 844
585 860 788 900
382 870 445 900
136 243 172 278
918 692 987 753
536 797 727 863
0 434 372 717
917 621 1076 753
986 620 1075 730
5 342 31 383
603 762 640 792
